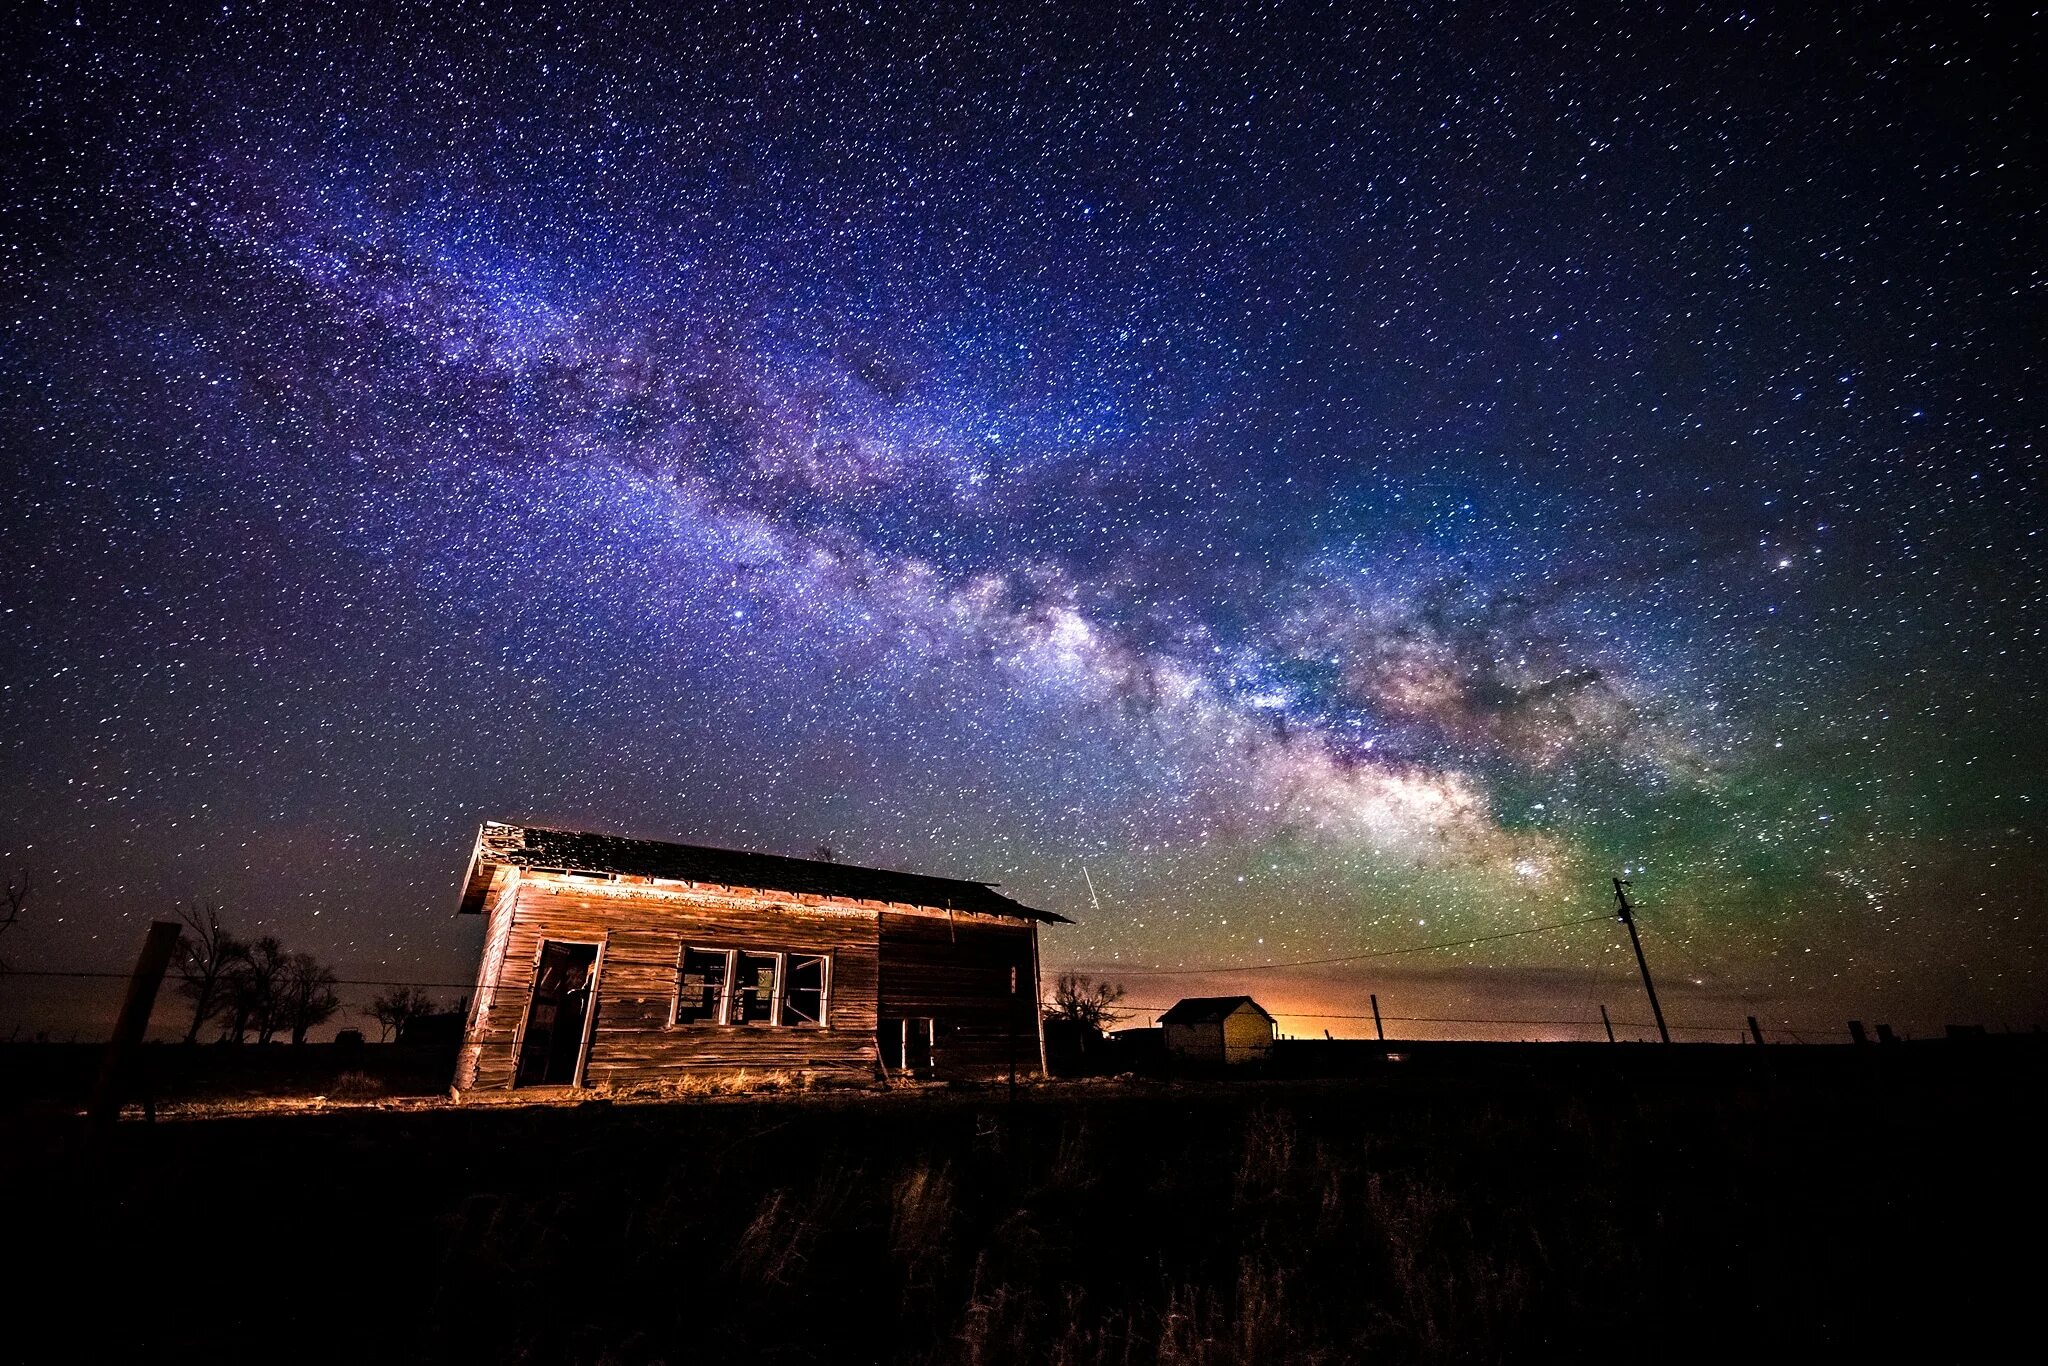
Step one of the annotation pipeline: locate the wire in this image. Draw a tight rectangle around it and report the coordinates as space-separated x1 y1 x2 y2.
0 896 1688 992
1096 911 1617 976
2 969 479 989
0 968 1904 1040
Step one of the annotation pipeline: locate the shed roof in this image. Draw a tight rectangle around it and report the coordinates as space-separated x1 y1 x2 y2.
458 821 1069 923
1157 995 1275 1025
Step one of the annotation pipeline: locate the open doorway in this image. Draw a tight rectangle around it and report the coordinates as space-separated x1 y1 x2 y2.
516 941 600 1087
878 1017 936 1077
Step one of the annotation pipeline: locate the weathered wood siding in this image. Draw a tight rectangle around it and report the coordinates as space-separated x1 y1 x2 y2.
877 911 1039 1078
1162 1020 1223 1062
453 868 520 1090
1162 1008 1275 1065
460 872 883 1090
1222 1007 1276 1063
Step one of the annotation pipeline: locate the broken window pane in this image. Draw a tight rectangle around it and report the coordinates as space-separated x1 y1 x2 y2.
782 954 827 1027
733 952 778 1024
675 948 730 1024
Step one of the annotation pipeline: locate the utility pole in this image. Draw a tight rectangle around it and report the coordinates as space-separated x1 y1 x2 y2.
1612 878 1670 1044
1600 1003 1615 1043
1370 993 1385 1041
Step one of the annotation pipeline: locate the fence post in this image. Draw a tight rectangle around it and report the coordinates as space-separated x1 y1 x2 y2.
89 920 183 1125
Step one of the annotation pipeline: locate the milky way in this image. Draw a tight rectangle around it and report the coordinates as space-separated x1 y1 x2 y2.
3 3 2041 1039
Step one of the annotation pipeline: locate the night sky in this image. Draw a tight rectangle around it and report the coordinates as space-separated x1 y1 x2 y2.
3 2 2041 1041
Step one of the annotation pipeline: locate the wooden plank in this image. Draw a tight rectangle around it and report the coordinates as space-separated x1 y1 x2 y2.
461 873 885 1089
457 872 1051 1093
877 912 1038 1079
878 913 1036 1025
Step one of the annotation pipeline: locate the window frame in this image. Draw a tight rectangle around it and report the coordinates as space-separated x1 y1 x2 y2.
780 952 832 1029
671 945 736 1027
669 946 832 1029
730 949 782 1027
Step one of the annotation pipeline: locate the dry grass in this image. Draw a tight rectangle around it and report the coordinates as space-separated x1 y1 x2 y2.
607 1067 839 1100
330 1069 387 1099
22 1062 2043 1365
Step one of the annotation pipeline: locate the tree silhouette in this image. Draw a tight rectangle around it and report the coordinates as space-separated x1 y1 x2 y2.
0 868 31 975
277 952 341 1045
1047 973 1128 1049
173 901 248 1044
219 936 287 1043
365 986 438 1043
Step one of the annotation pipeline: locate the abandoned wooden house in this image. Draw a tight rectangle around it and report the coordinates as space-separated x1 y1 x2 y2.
452 822 1068 1092
1159 996 1277 1065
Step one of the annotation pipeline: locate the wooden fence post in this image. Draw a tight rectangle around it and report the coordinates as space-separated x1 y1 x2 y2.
88 920 183 1125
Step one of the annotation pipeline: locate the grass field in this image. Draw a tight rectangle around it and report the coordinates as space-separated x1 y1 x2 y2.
9 1045 2042 1364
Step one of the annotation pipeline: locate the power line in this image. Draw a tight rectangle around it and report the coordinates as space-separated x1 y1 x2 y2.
1092 911 1617 976
8 910 1618 990
1107 1001 1846 1032
0 894 1694 994
0 970 1956 1041
2 969 478 990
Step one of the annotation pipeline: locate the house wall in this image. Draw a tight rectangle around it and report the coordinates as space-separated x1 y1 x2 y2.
453 868 520 1090
454 870 1048 1091
457 871 883 1091
1222 1007 1276 1064
1162 1020 1224 1062
877 911 1040 1078
1159 1011 1274 1065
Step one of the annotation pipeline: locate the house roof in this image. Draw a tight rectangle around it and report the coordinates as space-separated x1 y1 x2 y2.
1157 995 1275 1025
457 821 1070 923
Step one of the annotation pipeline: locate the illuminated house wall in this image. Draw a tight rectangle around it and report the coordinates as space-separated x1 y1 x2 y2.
1159 996 1278 1065
453 822 1065 1092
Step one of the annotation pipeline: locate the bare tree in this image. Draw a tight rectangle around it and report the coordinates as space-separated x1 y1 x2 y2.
365 986 438 1043
1047 973 1128 1042
277 952 341 1045
0 868 31 974
248 939 290 1044
219 936 287 1043
173 902 248 1044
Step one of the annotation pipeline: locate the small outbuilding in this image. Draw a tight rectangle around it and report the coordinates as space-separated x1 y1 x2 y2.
1158 995 1277 1065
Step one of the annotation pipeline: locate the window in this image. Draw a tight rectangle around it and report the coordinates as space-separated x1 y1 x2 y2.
782 955 828 1027
673 948 830 1028
733 952 779 1025
675 948 730 1024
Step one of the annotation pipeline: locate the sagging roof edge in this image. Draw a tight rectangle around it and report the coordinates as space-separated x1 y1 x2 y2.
455 820 1072 924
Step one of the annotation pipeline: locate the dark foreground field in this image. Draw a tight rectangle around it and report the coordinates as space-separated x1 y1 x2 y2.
9 1044 2044 1364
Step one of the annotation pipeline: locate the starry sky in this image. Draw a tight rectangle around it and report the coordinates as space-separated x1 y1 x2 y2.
3 1 2041 1041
